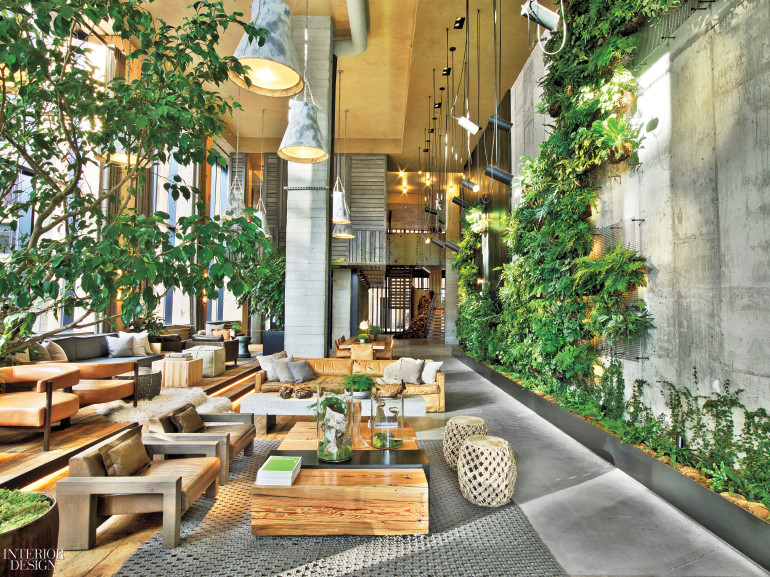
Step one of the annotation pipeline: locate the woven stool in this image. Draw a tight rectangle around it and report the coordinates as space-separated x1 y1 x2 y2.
443 416 489 470
457 435 516 507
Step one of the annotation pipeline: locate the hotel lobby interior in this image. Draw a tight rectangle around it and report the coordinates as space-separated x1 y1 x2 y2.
0 0 769 576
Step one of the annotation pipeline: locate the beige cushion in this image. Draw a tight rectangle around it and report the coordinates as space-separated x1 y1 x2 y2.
258 353 288 382
376 383 440 395
273 357 295 383
377 359 402 385
99 429 144 476
212 329 231 341
186 346 226 377
119 331 152 356
421 361 443 385
105 433 151 476
204 423 257 459
171 407 205 433
398 358 425 384
42 340 68 362
30 343 52 363
0 391 80 427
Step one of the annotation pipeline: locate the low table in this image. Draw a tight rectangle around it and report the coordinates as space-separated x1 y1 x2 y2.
152 358 203 388
240 392 427 431
252 423 429 536
113 367 162 400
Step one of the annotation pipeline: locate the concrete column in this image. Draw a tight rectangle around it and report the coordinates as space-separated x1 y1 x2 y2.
331 268 352 344
283 16 333 358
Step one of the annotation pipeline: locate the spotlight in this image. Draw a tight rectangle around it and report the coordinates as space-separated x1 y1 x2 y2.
461 178 480 193
444 240 461 252
452 196 469 209
485 166 514 185
430 238 446 248
424 235 431 244
420 266 431 275
423 148 429 153
458 116 479 135
488 114 513 132
454 16 465 29
442 67 451 76
434 102 442 109
399 170 404 177
521 0 560 31
424 207 438 215
437 216 446 225
476 278 483 284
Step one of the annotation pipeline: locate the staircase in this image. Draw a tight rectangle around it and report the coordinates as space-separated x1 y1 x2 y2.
426 306 445 339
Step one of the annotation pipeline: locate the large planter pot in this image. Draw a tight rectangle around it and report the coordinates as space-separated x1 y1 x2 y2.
237 335 252 358
0 493 59 577
263 331 285 356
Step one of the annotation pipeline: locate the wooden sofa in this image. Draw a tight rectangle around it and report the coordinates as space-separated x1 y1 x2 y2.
255 358 445 412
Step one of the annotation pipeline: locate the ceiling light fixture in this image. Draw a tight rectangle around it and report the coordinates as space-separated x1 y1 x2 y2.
444 240 461 252
488 114 513 132
452 196 469 209
332 223 355 239
454 16 465 29
230 0 303 97
461 178 479 193
485 165 514 185
332 73 351 223
278 0 328 163
254 108 272 238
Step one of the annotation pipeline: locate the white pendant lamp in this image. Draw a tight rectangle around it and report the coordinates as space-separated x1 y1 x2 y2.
332 223 355 239
331 70 350 224
225 89 247 219
278 0 328 164
254 108 272 239
229 0 304 97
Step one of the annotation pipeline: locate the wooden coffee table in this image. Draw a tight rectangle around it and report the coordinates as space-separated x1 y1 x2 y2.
251 421 429 536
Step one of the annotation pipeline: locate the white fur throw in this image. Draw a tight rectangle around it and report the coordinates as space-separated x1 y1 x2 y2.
94 387 232 425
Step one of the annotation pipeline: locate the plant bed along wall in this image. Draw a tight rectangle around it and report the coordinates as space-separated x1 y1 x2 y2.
452 347 770 572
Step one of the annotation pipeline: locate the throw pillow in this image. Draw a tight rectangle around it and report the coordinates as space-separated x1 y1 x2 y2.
421 361 443 385
170 406 206 433
273 356 296 383
398 358 425 384
288 360 316 384
212 329 231 341
377 359 402 385
10 348 30 363
42 340 68 362
119 331 151 356
30 343 52 363
258 352 290 382
106 335 134 358
273 351 288 359
99 430 147 476
205 323 225 336
105 433 151 476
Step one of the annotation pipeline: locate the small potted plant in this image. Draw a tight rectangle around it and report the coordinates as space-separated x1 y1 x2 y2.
0 489 59 577
344 373 376 399
356 333 370 344
368 324 384 340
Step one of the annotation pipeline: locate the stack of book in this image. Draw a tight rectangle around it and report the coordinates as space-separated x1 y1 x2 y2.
256 455 302 486
166 352 193 360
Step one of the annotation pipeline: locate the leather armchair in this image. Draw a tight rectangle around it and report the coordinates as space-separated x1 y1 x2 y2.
68 361 139 407
0 365 81 451
57 427 221 549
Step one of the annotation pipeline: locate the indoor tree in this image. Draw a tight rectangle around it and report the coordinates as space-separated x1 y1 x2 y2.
238 246 285 330
0 0 271 357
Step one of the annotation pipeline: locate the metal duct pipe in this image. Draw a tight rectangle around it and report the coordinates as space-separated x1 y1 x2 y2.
334 0 369 57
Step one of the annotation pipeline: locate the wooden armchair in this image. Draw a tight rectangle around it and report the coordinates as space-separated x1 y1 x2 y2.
350 343 374 361
146 403 256 485
0 365 81 451
334 336 351 358
57 427 222 549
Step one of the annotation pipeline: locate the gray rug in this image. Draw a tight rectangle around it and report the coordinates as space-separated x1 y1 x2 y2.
116 440 567 577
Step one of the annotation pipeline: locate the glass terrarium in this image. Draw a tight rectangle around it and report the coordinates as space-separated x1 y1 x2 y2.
316 387 353 462
370 395 404 449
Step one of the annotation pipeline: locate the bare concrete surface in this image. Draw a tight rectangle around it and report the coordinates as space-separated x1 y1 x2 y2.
398 339 769 577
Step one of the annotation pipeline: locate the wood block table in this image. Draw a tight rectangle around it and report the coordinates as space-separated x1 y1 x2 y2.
253 422 429 536
152 358 203 388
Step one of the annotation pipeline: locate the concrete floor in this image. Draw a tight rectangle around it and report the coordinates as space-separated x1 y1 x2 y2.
399 339 769 577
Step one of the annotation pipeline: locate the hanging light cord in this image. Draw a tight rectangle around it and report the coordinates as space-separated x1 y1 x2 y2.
301 0 315 105
258 108 265 209
334 70 343 194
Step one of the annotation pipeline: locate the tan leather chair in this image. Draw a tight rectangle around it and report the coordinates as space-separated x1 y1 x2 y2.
350 343 374 361
57 427 221 549
0 365 81 451
69 361 139 407
374 336 393 360
146 402 256 485
334 337 351 358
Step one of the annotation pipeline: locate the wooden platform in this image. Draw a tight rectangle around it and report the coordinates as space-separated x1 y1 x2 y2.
0 358 262 491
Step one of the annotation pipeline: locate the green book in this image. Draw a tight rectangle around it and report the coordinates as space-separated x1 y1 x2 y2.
259 456 301 473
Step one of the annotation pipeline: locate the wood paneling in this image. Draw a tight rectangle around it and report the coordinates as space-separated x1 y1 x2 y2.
348 154 387 231
348 230 386 264
260 153 287 248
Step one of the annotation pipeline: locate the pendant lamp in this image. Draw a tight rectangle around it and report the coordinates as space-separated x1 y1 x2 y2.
331 71 350 223
254 108 271 239
461 178 479 193
278 1 328 164
444 240 461 252
254 197 272 239
485 165 514 186
430 238 446 249
229 0 304 97
332 223 355 239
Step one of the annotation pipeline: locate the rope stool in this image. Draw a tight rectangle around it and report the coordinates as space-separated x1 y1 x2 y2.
457 435 517 507
443 416 489 470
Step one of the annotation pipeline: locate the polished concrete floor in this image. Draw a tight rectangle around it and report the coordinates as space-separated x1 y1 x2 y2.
399 339 769 577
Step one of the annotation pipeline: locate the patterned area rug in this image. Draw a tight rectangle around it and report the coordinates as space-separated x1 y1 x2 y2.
116 440 567 577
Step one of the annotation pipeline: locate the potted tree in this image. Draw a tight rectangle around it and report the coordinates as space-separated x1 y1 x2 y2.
344 373 376 399
240 248 285 356
0 490 59 577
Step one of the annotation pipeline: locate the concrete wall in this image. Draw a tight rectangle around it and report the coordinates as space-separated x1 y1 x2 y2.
331 268 352 345
283 16 333 358
509 0 770 413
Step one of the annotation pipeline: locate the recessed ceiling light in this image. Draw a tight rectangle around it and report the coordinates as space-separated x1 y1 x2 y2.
454 17 465 29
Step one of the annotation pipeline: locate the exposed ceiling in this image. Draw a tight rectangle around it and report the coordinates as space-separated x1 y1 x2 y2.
145 0 547 169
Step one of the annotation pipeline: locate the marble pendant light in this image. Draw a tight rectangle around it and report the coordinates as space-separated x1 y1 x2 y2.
229 0 304 97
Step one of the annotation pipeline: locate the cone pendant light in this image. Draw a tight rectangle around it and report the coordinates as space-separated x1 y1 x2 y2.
229 0 303 97
332 223 355 239
331 71 350 223
254 109 272 239
278 0 328 163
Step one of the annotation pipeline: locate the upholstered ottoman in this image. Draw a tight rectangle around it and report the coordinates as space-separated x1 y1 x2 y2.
185 346 226 377
443 416 489 470
457 435 517 507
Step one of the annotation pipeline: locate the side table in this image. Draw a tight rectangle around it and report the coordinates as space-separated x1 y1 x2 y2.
152 358 203 388
114 367 162 400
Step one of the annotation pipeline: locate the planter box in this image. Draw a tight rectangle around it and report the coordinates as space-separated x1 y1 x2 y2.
452 347 770 571
263 331 285 357
0 493 59 577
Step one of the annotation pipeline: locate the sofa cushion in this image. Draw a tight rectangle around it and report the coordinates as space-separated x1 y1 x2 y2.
205 323 225 336
422 361 443 385
0 391 80 427
30 343 52 363
69 427 139 477
46 336 75 362
119 331 152 356
106 335 134 358
76 354 162 367
41 340 68 362
204 423 257 459
261 375 347 393
288 360 315 384
74 335 111 361
73 379 135 406
353 360 396 377
257 353 284 382
99 429 144 476
97 457 220 516
375 383 440 396
171 407 206 433
104 432 151 476
398 358 424 384
273 357 295 383
304 358 353 377
376 359 402 385
149 402 195 433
